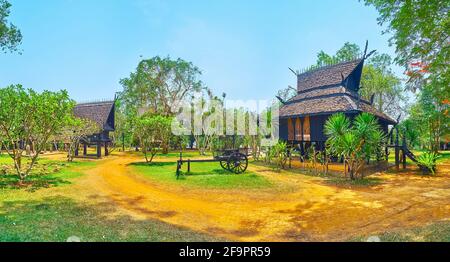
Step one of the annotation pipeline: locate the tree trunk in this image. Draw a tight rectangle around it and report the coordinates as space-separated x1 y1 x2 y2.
162 142 169 154
144 151 149 163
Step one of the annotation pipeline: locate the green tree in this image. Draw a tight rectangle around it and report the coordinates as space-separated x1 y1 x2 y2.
276 86 297 102
360 54 405 116
134 114 172 162
0 85 75 182
111 99 134 151
118 56 208 153
364 0 450 153
191 94 220 155
119 56 206 117
324 113 385 180
364 0 449 92
0 0 22 53
317 42 361 66
60 118 99 162
397 118 420 148
406 84 449 152
315 42 405 117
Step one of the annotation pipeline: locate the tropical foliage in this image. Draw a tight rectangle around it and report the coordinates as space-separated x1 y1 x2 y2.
324 113 385 179
0 0 22 53
133 115 173 162
403 84 449 152
0 85 75 182
365 0 449 152
416 151 439 174
60 118 99 162
364 0 449 92
269 141 288 170
315 42 406 118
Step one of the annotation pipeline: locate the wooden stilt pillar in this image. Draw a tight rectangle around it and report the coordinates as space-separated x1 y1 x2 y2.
300 142 305 161
97 142 101 158
288 149 292 168
74 144 79 156
402 134 407 169
395 128 400 170
385 146 389 161
83 143 87 156
104 142 109 156
122 132 125 152
390 130 394 145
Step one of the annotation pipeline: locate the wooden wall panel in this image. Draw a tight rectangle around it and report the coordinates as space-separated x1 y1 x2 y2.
288 118 294 141
303 116 310 141
295 117 302 140
279 118 288 141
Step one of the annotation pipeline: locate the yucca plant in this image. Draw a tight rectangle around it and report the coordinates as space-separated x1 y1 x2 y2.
324 113 351 157
417 151 438 174
324 112 385 179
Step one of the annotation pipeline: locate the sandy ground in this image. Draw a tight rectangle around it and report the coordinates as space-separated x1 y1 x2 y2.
53 152 450 241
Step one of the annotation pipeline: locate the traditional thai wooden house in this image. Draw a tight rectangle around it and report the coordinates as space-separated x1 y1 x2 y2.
73 100 115 158
279 55 397 154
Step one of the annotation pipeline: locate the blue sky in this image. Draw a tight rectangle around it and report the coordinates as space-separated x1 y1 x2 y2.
0 0 400 102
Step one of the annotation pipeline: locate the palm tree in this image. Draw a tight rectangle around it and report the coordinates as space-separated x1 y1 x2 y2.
324 113 385 179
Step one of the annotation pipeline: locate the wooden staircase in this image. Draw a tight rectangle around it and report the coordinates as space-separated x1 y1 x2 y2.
403 147 418 163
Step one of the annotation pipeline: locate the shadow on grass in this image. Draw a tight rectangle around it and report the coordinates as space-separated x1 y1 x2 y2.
324 176 384 188
129 161 236 176
183 168 231 176
0 174 73 192
0 196 222 242
349 221 450 242
252 160 384 188
128 161 176 167
0 161 92 192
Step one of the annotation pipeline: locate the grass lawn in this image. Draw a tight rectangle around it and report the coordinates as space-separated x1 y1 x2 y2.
130 161 273 189
0 196 221 241
387 149 450 165
0 154 221 242
1 150 449 242
126 150 212 159
0 157 96 191
352 221 450 242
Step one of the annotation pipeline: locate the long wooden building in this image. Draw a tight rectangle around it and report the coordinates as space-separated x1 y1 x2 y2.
279 56 396 153
73 100 115 158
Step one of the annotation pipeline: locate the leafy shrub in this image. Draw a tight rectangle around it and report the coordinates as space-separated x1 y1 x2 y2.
324 113 385 179
270 141 288 170
417 151 438 174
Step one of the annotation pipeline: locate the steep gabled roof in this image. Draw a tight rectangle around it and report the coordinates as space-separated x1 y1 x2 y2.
280 57 396 124
279 89 396 124
287 86 358 102
74 101 115 131
297 59 363 92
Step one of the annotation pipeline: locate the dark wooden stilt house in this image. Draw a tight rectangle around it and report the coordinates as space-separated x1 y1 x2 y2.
279 56 397 154
73 101 115 158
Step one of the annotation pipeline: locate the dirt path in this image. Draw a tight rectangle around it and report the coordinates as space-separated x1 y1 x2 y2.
77 153 450 241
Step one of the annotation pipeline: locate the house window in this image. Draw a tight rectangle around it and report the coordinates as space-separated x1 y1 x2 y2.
303 116 311 141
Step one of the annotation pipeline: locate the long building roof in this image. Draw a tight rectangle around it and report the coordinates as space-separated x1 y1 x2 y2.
297 59 363 92
73 101 115 131
280 59 397 124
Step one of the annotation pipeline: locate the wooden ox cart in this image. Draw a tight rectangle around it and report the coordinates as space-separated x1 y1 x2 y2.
176 149 249 179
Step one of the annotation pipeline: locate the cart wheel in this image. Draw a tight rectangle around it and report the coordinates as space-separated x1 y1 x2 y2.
219 160 230 170
228 153 248 174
